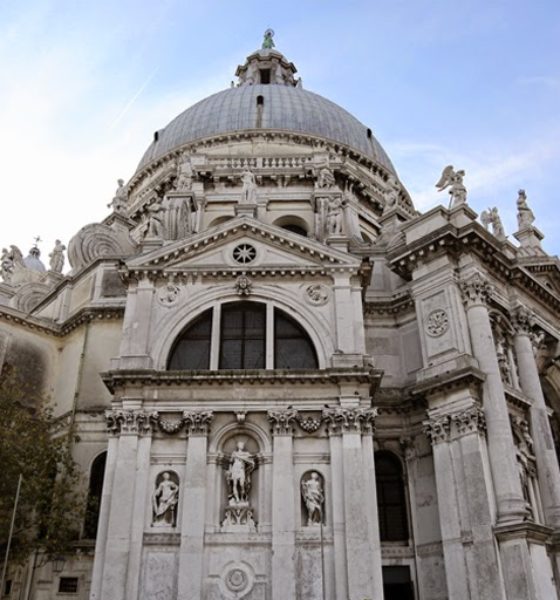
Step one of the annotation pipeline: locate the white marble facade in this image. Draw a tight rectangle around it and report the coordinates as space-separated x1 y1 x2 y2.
2 37 560 600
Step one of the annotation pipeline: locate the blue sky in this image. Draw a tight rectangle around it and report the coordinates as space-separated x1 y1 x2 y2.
1 0 559 261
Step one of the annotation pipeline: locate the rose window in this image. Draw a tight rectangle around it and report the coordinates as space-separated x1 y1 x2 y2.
233 243 256 264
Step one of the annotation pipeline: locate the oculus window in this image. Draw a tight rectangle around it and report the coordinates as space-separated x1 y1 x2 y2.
168 301 318 370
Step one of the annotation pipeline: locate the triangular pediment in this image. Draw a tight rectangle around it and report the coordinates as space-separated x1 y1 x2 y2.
124 216 361 274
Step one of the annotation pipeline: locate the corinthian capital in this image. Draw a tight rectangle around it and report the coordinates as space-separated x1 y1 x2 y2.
423 415 451 445
322 406 377 435
460 273 493 308
451 405 486 437
183 410 213 435
105 409 158 436
267 407 298 435
512 306 534 336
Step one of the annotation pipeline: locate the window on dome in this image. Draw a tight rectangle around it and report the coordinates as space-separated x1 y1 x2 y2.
375 451 409 542
167 302 318 371
259 69 271 84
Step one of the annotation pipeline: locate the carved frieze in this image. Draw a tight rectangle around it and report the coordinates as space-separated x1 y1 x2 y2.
267 407 298 435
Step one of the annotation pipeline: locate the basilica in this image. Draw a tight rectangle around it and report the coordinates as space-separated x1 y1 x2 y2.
2 33 560 600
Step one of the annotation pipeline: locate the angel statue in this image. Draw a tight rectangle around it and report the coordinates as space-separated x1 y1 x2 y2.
225 440 255 506
435 165 467 209
481 207 505 240
301 472 324 526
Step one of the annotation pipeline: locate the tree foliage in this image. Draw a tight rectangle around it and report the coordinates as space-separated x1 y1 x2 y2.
0 367 85 563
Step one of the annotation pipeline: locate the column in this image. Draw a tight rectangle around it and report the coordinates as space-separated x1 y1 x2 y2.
513 307 560 527
460 273 526 522
99 410 156 600
177 410 213 600
323 407 377 600
425 405 506 600
89 434 118 600
267 408 298 600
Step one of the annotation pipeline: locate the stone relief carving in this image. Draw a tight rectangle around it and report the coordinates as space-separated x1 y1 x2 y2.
435 165 467 209
512 306 533 336
460 273 493 308
516 189 535 229
315 166 335 190
219 562 255 600
68 223 135 270
296 413 322 433
235 274 252 296
108 179 128 214
425 308 449 337
423 415 451 444
452 406 486 437
105 409 158 435
326 196 344 236
301 471 324 526
510 415 538 519
157 283 180 307
322 406 377 434
48 240 66 273
382 175 400 214
267 407 298 435
175 155 193 192
240 169 258 204
183 410 213 435
152 471 179 527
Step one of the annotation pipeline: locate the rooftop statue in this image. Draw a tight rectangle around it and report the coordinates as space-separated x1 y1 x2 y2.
435 165 467 209
517 189 535 229
262 29 275 50
108 179 128 214
481 207 506 240
48 240 66 273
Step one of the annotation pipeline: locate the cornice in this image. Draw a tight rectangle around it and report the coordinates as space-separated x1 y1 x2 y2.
364 290 414 317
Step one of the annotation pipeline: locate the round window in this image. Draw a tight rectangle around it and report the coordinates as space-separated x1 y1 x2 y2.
233 243 257 264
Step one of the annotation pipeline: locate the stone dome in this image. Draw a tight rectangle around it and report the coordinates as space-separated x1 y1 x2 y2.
136 84 395 175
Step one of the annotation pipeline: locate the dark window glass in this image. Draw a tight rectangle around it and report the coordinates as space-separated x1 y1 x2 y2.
219 302 266 369
260 69 271 84
58 577 79 593
83 452 107 539
256 95 264 106
375 451 409 542
281 224 307 237
4 580 12 595
382 566 414 600
274 310 318 369
167 309 212 370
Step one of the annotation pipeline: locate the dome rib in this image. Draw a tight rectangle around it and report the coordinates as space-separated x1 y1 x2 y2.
136 84 395 174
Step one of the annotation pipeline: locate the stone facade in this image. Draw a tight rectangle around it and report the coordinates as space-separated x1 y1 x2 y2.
2 37 560 600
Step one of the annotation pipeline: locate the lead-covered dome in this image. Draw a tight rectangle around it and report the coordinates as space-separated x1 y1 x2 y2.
136 45 395 175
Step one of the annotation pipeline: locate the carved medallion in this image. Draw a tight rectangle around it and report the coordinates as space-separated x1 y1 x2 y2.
220 562 254 599
158 283 180 307
233 243 256 265
304 283 330 306
425 309 449 337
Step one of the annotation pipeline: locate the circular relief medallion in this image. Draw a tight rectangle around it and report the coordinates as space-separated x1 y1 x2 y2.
304 284 330 306
157 283 180 307
220 562 254 599
225 568 248 592
233 243 256 265
426 308 450 337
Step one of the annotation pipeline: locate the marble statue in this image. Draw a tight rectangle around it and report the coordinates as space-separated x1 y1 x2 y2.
316 166 335 190
175 155 193 192
481 207 505 240
1 248 13 283
108 179 128 214
262 29 275 50
152 472 179 527
162 195 191 240
226 440 255 505
240 169 258 204
145 201 165 239
326 197 344 236
435 165 467 208
517 189 535 229
301 472 324 526
48 240 66 273
383 175 400 214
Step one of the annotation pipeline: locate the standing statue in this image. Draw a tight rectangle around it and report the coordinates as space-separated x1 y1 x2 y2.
1 248 14 283
262 29 275 50
145 200 165 238
301 472 324 526
240 169 258 204
326 197 344 236
435 165 467 208
48 240 66 273
516 189 535 229
383 175 400 214
108 179 128 214
226 440 255 505
481 207 506 240
175 155 194 192
152 472 179 526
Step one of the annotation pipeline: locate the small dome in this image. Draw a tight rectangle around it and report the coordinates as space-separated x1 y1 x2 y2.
23 247 46 273
136 85 395 175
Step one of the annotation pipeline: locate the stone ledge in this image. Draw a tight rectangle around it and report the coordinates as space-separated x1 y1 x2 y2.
493 521 553 545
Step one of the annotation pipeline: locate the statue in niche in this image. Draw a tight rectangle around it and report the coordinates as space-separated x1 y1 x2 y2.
175 155 193 192
435 165 467 209
495 331 513 386
108 179 128 214
48 240 66 273
511 417 536 519
152 471 179 527
301 472 324 526
145 200 166 239
226 440 255 506
316 166 335 190
517 189 535 229
326 196 344 236
240 169 258 204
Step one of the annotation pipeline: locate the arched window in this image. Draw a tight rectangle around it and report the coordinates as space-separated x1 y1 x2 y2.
83 451 107 539
167 302 318 370
375 451 409 542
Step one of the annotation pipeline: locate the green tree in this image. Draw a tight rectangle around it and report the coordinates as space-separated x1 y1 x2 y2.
0 367 85 564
